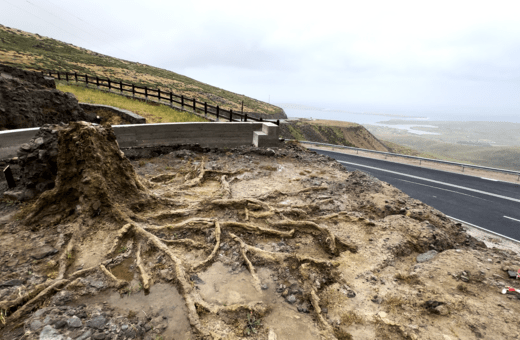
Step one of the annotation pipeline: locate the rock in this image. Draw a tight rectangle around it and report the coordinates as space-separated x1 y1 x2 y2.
417 250 438 263
39 325 64 340
508 270 518 279
286 295 296 304
435 304 449 316
160 269 173 281
75 330 92 340
31 246 58 260
89 280 105 289
30 319 43 331
261 284 268 290
53 320 67 329
121 324 128 331
0 279 23 288
67 316 82 328
87 315 107 330
268 328 278 340
92 332 106 339
3 190 24 201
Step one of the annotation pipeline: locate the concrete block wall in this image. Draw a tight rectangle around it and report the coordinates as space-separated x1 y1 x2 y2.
79 103 146 124
0 122 280 160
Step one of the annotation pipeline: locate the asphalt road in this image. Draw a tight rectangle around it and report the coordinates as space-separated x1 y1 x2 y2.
310 148 520 242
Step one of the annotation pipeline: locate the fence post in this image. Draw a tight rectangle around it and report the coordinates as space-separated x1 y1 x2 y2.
132 84 135 97
193 98 196 113
260 118 263 122
216 106 220 121
244 113 248 122
157 88 161 102
241 101 244 114
143 86 147 99
65 72 69 82
276 119 280 126
3 165 16 189
108 78 111 91
85 74 89 86
181 95 184 110
96 76 100 88
74 72 78 82
229 110 233 122
170 92 173 105
120 80 123 94
204 102 207 117
57 71 61 80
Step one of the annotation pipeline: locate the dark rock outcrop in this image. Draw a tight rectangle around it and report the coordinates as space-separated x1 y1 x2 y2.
0 64 98 130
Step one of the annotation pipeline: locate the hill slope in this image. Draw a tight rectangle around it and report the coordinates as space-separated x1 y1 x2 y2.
0 24 286 118
281 119 389 152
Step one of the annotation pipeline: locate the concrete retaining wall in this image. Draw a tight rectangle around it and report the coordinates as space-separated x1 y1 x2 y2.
0 122 279 160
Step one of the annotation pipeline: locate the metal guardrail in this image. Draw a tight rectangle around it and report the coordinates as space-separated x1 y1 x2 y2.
290 140 520 180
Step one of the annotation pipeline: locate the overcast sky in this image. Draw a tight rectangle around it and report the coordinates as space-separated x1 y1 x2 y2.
1 0 519 116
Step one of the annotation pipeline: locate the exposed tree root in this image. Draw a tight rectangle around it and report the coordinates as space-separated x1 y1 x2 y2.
191 220 221 271
99 264 127 289
220 175 232 198
220 222 294 238
57 237 75 280
230 233 262 291
136 242 151 290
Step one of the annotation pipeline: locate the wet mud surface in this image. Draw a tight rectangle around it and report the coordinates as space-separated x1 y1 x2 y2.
1 125 520 340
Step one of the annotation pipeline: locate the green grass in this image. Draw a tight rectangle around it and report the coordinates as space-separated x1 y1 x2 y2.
57 83 207 124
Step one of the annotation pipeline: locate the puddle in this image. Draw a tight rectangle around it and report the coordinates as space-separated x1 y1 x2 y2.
197 262 321 340
87 284 193 340
110 257 135 281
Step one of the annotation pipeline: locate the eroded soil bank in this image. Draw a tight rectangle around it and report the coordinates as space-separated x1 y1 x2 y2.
1 124 519 340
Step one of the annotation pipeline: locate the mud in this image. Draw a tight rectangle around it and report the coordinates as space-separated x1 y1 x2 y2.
1 126 520 340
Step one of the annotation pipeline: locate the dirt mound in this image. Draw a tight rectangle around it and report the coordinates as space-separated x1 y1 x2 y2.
0 132 519 340
0 64 98 130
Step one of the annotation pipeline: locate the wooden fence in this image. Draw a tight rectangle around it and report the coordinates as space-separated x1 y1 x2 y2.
44 71 280 126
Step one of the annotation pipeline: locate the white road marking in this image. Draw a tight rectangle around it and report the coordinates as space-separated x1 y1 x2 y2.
338 160 520 204
481 177 499 181
446 215 520 244
395 178 489 201
504 216 520 223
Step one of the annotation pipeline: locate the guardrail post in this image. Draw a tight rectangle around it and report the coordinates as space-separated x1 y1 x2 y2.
419 160 422 165
216 105 220 121
462 165 464 172
193 98 196 113
3 165 16 189
204 102 207 117
229 110 233 122
181 95 184 110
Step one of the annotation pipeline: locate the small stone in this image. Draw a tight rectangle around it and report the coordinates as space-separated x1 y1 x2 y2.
435 305 449 316
54 320 67 329
31 246 58 260
89 280 105 289
75 330 92 340
286 295 296 304
87 315 107 330
261 284 268 290
322 308 328 313
508 270 518 279
121 324 129 331
417 250 438 263
43 315 52 324
30 319 43 331
268 328 278 340
93 332 106 340
67 316 82 328
0 279 23 288
39 325 64 340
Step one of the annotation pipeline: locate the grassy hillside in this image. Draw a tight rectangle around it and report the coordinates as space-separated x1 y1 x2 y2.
0 24 284 116
57 83 207 124
280 119 389 152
